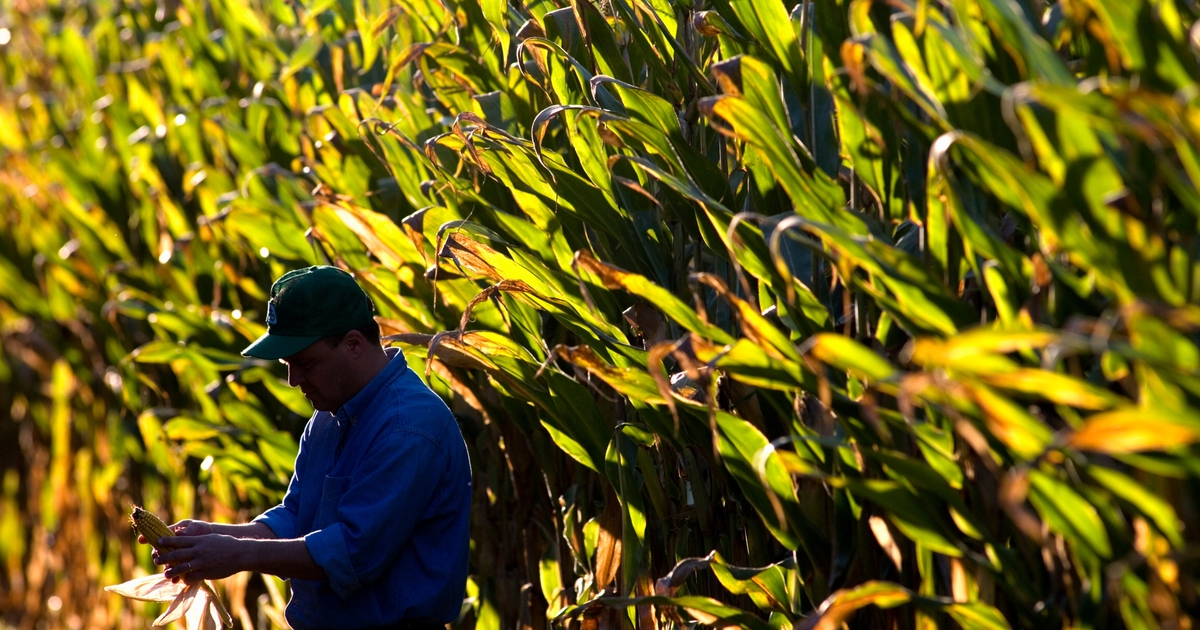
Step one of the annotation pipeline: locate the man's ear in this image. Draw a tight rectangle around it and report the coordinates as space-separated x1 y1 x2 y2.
341 330 366 357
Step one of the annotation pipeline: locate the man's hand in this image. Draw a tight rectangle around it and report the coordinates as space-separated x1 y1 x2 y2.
154 534 244 584
140 520 277 548
137 519 213 545
171 519 216 536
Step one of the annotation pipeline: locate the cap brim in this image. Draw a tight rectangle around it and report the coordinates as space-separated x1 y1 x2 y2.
241 332 322 360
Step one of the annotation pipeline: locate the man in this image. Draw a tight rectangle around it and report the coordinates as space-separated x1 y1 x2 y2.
150 265 471 630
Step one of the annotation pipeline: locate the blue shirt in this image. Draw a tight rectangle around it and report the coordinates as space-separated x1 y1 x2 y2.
255 348 472 629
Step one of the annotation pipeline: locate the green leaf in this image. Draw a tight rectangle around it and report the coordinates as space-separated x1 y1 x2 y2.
701 91 856 235
162 417 222 442
944 601 1013 630
1028 469 1113 559
704 406 804 550
722 0 806 93
575 251 735 345
839 479 961 557
710 552 793 615
280 33 324 81
1087 466 1184 549
558 594 775 630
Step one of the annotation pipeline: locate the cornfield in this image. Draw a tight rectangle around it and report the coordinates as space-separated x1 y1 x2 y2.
2 0 1199 627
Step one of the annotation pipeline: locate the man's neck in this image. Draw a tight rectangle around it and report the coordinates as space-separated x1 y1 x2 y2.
360 346 392 384
346 347 392 406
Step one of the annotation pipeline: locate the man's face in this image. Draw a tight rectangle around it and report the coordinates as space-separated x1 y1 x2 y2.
281 338 356 412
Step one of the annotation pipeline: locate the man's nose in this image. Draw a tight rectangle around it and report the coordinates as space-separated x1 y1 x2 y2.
287 366 303 387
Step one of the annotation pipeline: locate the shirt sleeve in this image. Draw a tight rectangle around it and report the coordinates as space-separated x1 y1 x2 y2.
253 419 313 540
303 426 447 600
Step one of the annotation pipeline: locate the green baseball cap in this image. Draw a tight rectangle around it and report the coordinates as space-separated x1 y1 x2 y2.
241 266 376 360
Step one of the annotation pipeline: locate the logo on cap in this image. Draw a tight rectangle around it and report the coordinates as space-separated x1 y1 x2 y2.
266 302 278 325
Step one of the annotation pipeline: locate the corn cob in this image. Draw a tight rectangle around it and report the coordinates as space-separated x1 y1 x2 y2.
129 505 174 550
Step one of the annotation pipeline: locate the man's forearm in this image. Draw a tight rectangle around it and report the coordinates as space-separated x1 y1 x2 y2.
242 538 326 581
208 521 278 539
159 532 326 583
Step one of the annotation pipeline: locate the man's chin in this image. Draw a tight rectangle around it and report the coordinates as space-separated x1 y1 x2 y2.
306 396 334 413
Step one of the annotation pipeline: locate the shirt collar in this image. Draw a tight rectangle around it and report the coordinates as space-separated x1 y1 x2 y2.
338 347 408 421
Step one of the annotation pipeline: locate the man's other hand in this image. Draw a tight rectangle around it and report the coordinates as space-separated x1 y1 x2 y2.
136 519 213 545
170 519 215 536
154 534 244 584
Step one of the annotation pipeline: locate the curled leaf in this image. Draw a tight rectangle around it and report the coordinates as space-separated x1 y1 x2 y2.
796 581 912 630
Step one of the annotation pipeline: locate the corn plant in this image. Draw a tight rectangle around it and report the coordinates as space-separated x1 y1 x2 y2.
2 0 1199 628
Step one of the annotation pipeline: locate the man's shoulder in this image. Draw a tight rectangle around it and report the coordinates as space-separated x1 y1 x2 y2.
373 369 457 442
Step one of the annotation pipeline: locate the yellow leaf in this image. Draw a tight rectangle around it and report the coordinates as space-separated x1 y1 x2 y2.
969 384 1053 459
980 369 1122 410
1069 409 1200 453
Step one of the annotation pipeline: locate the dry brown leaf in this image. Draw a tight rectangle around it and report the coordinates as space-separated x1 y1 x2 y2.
594 491 624 591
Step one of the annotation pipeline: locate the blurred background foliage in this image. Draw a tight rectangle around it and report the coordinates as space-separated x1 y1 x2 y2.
2 0 1200 628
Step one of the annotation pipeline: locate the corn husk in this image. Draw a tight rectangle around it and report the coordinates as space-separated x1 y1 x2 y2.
105 573 233 629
